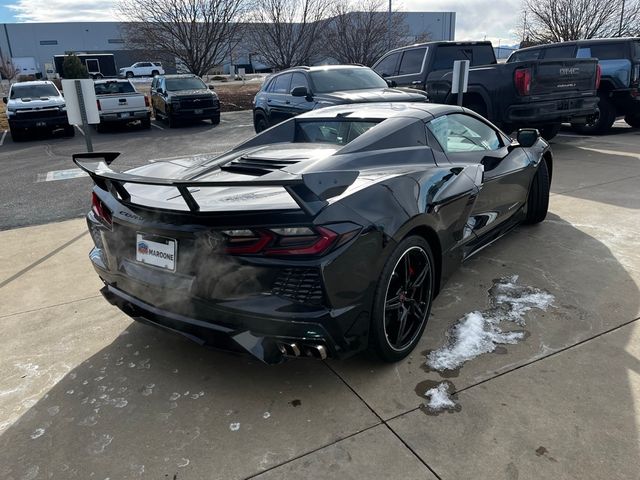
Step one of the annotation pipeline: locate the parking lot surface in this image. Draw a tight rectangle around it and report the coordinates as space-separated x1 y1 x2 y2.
0 118 639 479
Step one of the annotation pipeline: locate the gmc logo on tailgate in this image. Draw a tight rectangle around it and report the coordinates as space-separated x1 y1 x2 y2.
560 67 580 75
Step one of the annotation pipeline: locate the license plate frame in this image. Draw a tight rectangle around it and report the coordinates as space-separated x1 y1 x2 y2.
135 233 177 271
120 112 130 118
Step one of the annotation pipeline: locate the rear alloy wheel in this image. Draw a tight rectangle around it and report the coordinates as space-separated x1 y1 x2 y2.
524 158 550 224
126 71 134 78
370 236 435 362
624 114 640 128
254 114 268 133
572 95 616 135
540 124 561 141
63 125 75 137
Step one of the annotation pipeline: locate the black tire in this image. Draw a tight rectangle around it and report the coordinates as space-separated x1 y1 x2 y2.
126 71 134 79
166 113 177 128
141 117 151 129
524 158 550 225
572 95 616 135
210 114 220 125
254 113 268 133
10 127 25 142
94 73 103 80
624 114 640 128
95 122 106 133
63 125 75 137
369 236 435 362
540 124 561 141
151 70 159 77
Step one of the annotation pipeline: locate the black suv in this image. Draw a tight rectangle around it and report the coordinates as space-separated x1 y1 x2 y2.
151 74 220 127
508 38 640 134
252 65 428 132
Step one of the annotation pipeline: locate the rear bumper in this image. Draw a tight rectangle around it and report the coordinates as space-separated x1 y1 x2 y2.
89 245 367 364
506 95 599 125
99 110 150 123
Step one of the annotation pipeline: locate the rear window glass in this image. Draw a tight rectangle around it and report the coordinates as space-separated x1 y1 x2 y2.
543 45 576 59
94 81 136 95
295 120 379 145
579 43 628 60
508 49 541 63
398 48 427 75
10 84 59 99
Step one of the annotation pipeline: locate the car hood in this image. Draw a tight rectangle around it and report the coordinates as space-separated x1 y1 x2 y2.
168 89 216 98
316 88 427 104
8 96 65 109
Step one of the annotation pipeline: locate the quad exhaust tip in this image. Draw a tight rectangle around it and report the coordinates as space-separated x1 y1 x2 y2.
277 342 327 360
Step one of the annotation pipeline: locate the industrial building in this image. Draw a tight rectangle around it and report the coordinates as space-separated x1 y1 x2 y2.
0 13 455 77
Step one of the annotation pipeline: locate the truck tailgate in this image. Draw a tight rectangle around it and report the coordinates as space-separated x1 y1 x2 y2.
529 58 598 96
97 93 147 113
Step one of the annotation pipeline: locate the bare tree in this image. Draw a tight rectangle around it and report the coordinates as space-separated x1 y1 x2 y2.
246 0 331 70
0 51 19 83
321 0 408 66
522 0 640 43
118 0 248 76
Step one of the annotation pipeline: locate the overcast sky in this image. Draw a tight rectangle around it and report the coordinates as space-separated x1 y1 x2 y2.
0 0 522 45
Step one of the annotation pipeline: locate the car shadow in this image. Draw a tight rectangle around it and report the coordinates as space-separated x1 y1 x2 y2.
0 213 637 478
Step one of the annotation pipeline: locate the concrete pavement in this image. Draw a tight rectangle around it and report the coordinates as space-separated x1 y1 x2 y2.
0 126 639 479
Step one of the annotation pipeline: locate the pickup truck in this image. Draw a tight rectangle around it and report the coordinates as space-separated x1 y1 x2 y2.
3 80 74 142
508 38 640 134
373 41 600 139
94 79 151 131
151 74 220 127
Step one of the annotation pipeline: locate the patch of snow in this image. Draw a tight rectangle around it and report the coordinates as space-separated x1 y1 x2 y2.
424 383 457 412
229 422 240 431
88 433 113 454
262 412 271 419
177 458 190 468
47 406 60 416
169 392 181 401
30 428 45 439
426 276 554 372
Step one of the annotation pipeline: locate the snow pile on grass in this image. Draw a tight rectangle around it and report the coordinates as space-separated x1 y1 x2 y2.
424 383 457 412
426 275 554 372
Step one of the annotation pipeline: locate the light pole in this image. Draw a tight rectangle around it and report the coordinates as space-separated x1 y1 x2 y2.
619 0 626 36
388 0 392 50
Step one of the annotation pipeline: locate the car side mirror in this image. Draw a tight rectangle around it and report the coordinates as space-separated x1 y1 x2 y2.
208 84 215 90
516 128 540 148
156 88 164 94
386 80 397 88
290 86 310 97
2 97 6 104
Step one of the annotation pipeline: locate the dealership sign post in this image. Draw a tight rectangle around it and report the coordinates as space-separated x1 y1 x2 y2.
61 79 99 153
452 60 470 106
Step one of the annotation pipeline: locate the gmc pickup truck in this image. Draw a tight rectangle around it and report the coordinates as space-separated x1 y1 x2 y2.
508 38 640 134
3 80 74 142
373 41 600 139
94 79 151 131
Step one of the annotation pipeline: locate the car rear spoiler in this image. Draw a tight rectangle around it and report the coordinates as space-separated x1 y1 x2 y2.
72 152 359 216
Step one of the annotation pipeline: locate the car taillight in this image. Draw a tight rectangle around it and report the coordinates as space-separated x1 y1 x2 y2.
514 68 532 96
96 99 101 111
222 225 359 256
144 95 150 107
91 192 112 227
595 64 602 90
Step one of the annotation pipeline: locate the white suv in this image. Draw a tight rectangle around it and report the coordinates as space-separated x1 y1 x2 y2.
118 62 165 78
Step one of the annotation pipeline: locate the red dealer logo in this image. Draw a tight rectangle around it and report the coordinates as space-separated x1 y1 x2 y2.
137 242 149 255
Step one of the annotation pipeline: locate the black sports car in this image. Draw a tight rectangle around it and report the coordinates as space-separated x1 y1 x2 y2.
77 103 552 364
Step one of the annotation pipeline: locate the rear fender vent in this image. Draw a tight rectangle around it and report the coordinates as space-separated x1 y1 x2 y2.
271 268 324 305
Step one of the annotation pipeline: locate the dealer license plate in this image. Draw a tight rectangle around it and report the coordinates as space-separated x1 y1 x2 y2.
136 233 177 271
194 109 203 114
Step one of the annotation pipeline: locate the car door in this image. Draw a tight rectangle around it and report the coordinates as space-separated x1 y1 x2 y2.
287 72 315 117
154 78 169 115
427 113 534 238
381 47 428 88
266 73 292 126
139 62 153 76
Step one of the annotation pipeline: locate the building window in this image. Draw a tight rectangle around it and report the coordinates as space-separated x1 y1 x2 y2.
108 39 124 44
39 40 58 45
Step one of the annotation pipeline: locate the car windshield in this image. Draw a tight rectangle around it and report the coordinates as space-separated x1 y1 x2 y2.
94 82 136 95
309 68 388 93
165 77 206 91
295 120 379 145
10 84 59 99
